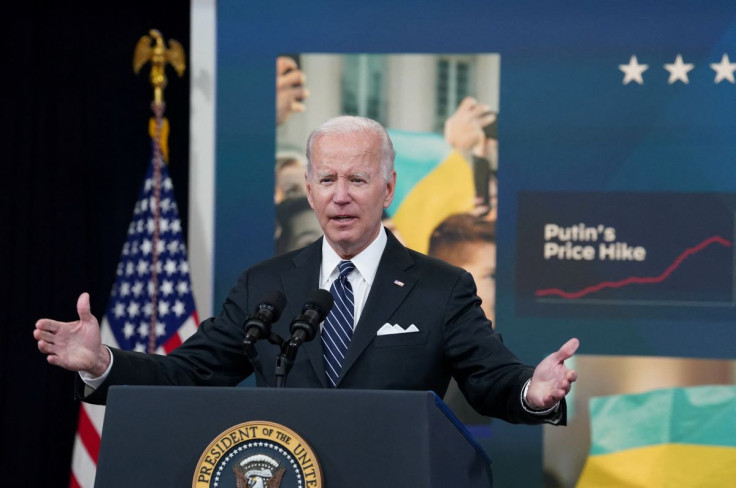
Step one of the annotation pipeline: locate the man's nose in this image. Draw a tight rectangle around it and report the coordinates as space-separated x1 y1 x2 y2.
333 179 351 203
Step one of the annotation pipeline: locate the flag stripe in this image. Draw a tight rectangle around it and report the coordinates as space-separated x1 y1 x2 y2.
70 433 96 488
589 385 736 455
84 403 106 436
391 149 475 253
76 405 101 464
578 443 736 487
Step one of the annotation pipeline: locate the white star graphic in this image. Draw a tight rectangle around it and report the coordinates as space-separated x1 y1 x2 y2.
619 55 648 85
123 322 135 339
176 281 190 295
173 300 186 317
113 302 126 318
127 301 141 318
132 281 144 296
164 259 178 275
158 300 170 317
710 53 736 84
137 321 149 338
155 321 166 337
664 54 694 84
160 198 171 212
136 259 149 276
167 240 179 254
170 219 182 234
160 280 174 295
119 282 131 297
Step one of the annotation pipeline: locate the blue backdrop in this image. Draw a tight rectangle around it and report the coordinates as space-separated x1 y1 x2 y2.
215 0 736 359
215 1 736 482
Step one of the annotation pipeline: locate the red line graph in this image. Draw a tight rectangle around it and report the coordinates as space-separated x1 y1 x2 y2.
535 235 733 300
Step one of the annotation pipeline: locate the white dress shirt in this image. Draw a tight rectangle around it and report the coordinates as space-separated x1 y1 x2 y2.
318 226 387 330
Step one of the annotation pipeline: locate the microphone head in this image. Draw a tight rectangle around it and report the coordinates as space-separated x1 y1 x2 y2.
256 290 287 322
304 289 334 321
289 289 334 342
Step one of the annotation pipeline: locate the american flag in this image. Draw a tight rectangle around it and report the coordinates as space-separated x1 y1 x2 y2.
69 157 198 487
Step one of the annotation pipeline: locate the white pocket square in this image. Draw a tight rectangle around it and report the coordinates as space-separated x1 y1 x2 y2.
377 323 420 336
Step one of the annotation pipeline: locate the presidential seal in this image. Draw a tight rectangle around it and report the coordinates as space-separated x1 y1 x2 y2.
193 421 323 488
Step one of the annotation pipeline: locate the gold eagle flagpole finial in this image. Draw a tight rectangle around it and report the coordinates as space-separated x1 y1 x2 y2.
133 29 186 105
133 29 186 165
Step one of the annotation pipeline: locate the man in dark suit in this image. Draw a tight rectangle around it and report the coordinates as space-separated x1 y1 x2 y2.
34 115 578 425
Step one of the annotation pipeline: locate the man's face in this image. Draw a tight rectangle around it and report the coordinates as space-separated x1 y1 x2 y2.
306 131 396 259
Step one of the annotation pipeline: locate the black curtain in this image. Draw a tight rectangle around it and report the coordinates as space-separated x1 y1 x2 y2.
2 4 190 485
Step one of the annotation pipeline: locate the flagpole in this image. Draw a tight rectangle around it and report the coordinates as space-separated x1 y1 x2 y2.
133 29 186 353
148 102 164 353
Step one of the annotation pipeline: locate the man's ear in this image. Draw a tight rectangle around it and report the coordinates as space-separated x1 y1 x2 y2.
383 170 397 208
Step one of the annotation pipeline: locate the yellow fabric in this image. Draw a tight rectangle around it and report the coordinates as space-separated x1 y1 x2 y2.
391 150 475 254
148 116 170 163
576 443 736 488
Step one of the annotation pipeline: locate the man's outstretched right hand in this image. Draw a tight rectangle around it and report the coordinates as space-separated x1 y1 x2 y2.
34 292 110 377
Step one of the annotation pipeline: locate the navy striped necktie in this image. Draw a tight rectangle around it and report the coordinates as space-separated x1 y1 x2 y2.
322 260 356 387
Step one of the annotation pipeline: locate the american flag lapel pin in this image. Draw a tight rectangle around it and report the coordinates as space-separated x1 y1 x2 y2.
393 280 405 287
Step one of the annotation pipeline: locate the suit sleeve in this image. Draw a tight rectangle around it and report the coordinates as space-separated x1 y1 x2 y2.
443 271 565 425
75 269 256 405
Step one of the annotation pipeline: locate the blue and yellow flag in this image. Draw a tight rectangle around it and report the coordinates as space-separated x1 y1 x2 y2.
577 385 736 487
387 130 475 254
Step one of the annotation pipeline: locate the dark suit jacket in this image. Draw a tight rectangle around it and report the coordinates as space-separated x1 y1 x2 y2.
79 230 563 425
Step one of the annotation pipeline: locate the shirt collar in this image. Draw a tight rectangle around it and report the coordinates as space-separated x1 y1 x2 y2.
320 226 387 286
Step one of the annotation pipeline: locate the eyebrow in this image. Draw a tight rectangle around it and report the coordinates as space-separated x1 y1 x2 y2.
314 169 371 180
348 171 370 179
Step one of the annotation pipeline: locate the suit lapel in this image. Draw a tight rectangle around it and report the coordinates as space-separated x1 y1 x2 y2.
338 231 416 385
280 238 328 388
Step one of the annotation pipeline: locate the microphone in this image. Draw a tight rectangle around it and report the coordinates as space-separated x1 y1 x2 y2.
275 289 334 388
288 289 334 347
243 290 287 345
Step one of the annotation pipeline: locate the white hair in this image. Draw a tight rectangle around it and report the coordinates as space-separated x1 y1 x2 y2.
305 115 395 182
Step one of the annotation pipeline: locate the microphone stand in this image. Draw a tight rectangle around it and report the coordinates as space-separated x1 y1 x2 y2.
274 352 289 388
244 332 287 388
275 335 307 388
243 335 268 386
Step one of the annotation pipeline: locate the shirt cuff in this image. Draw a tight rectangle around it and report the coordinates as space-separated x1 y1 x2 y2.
78 345 114 389
521 378 560 416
